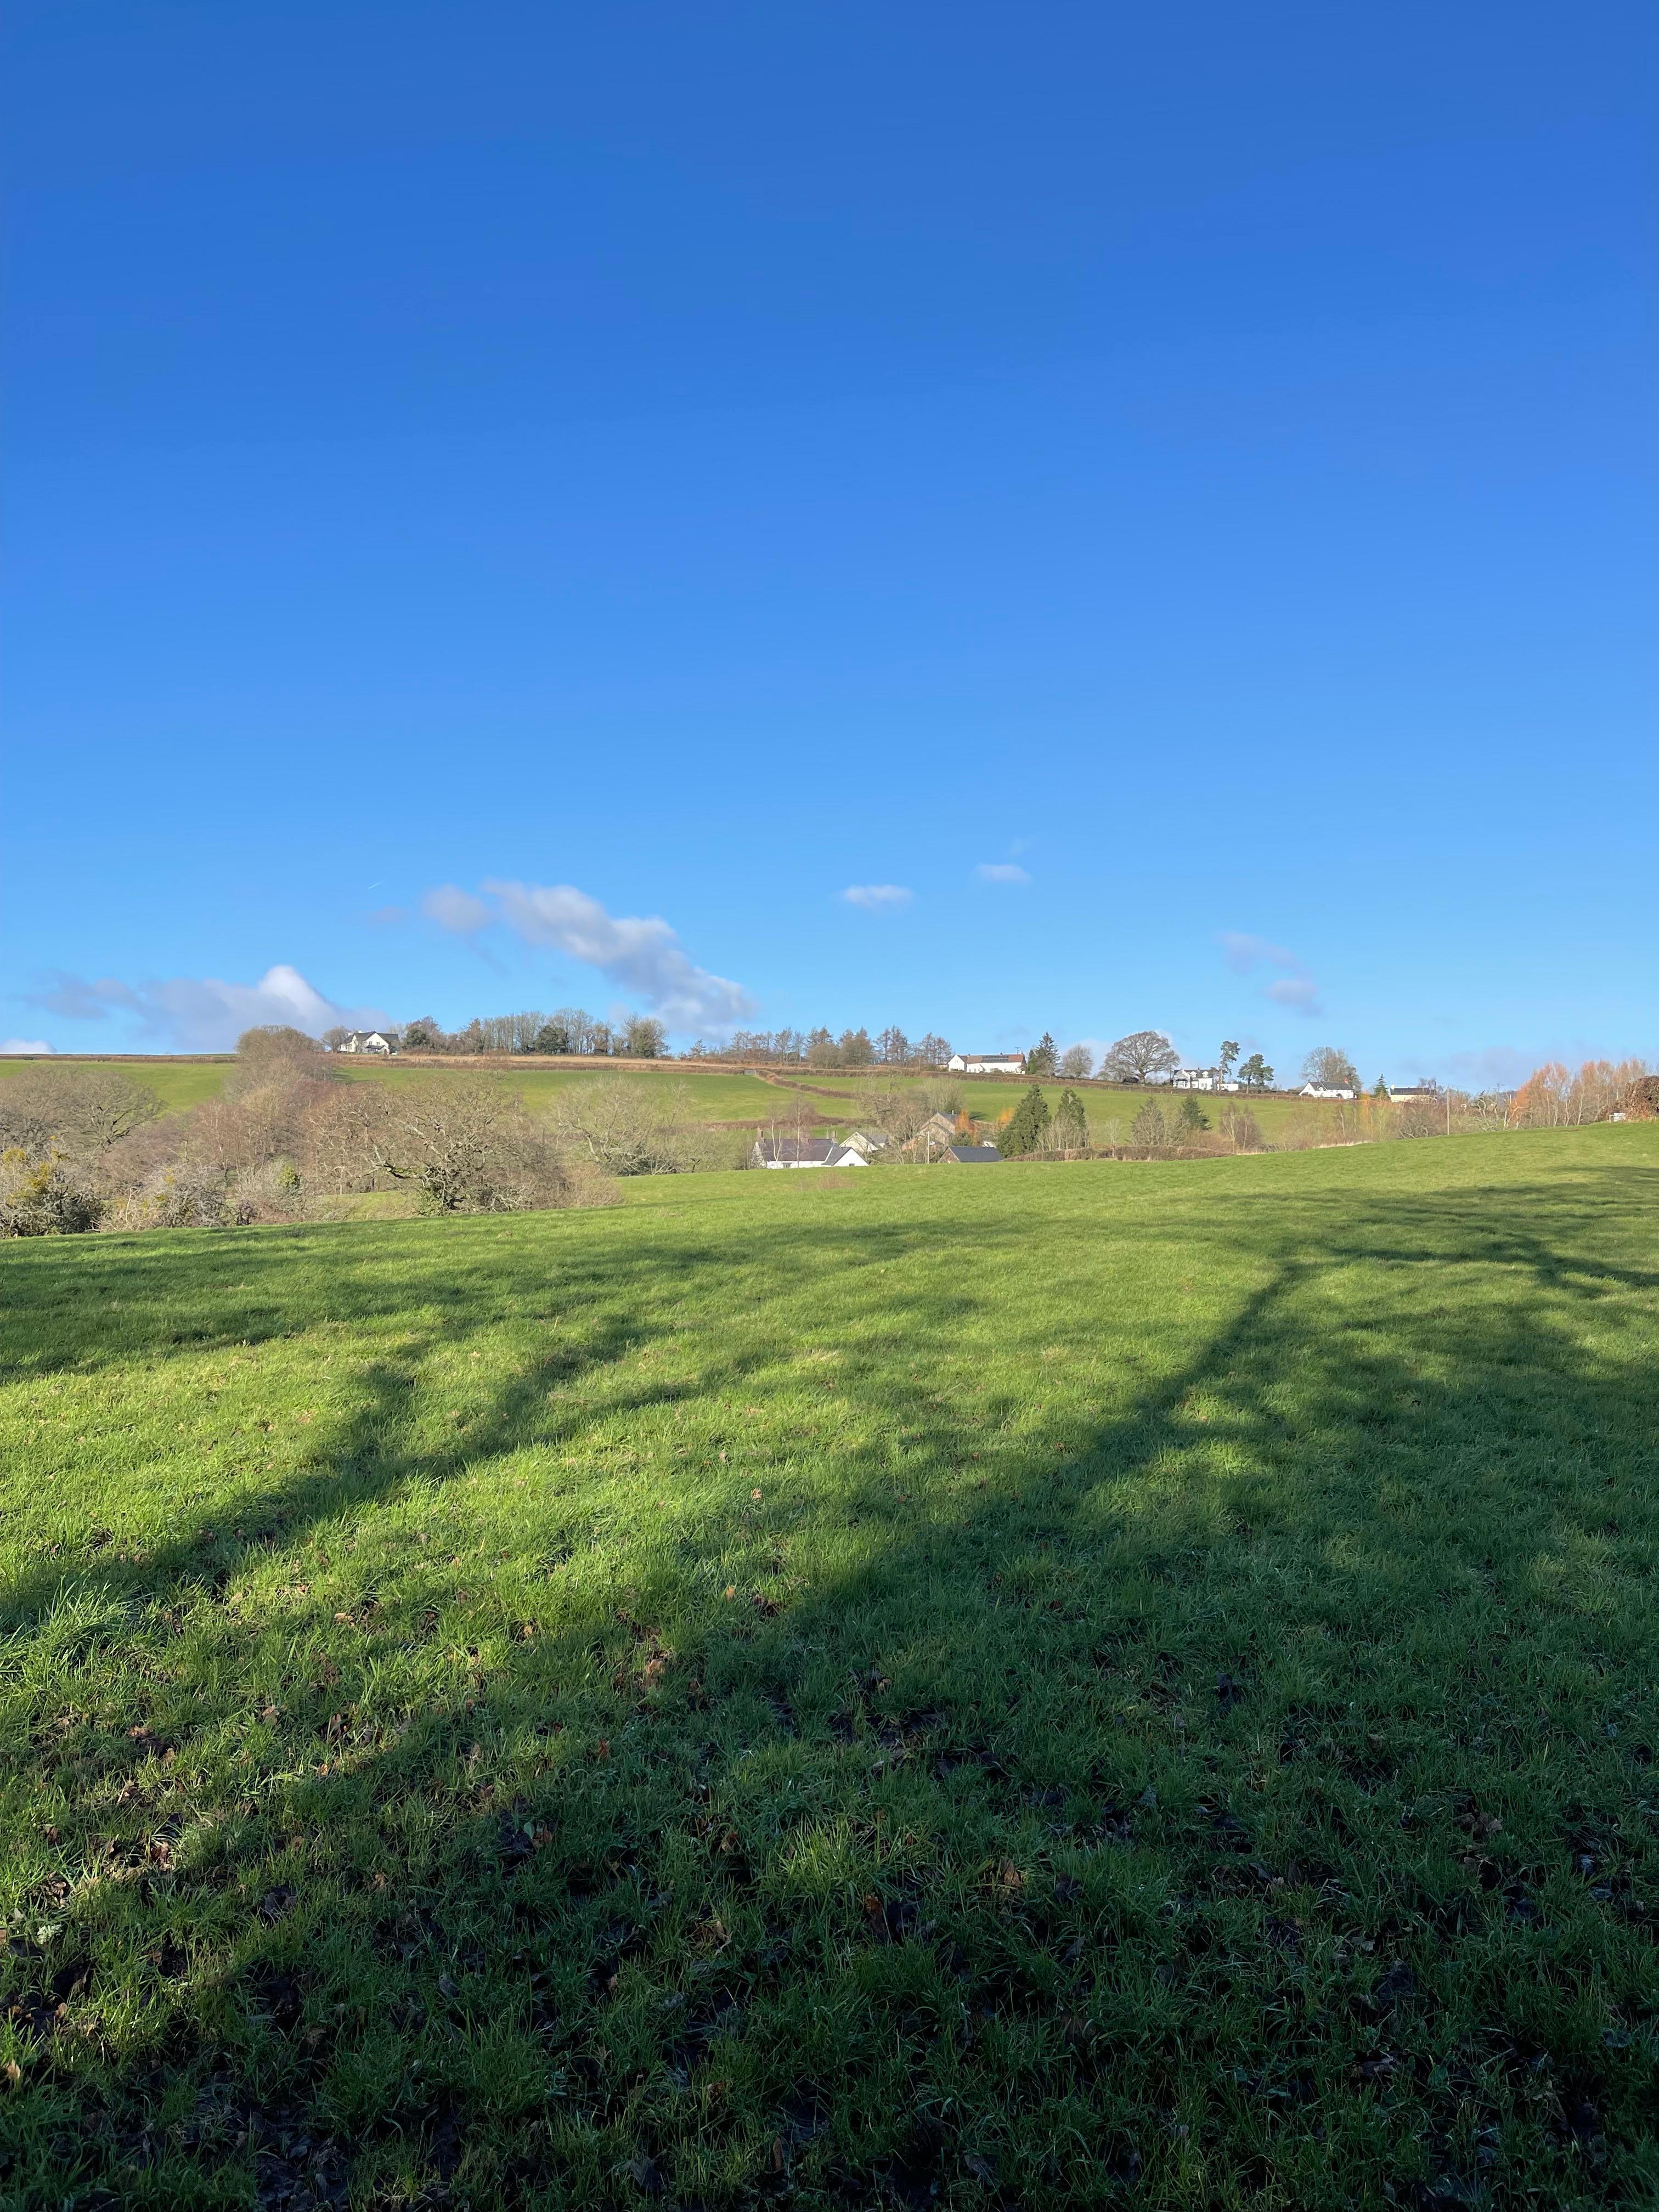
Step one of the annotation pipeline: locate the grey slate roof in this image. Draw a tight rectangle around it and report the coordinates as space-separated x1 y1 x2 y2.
753 1136 837 1163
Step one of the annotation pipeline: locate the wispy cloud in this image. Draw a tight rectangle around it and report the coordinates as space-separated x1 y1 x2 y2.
977 862 1031 885
421 884 491 933
1439 1045 1544 1090
840 884 913 912
25 965 385 1052
1221 932 1324 1017
421 879 754 1034
1222 932 1302 977
26 972 130 1022
1 1039 52 1056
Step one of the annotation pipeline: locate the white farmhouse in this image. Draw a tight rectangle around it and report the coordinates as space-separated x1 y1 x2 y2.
749 1136 869 1170
1171 1066 1240 1093
947 1051 1025 1075
337 1030 399 1056
1298 1081 1356 1101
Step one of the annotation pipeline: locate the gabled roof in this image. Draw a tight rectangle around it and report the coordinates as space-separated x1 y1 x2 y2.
753 1136 836 1163
944 1144 1003 1163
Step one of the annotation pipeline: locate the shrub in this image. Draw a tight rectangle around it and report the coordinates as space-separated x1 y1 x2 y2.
0 1147 103 1236
1218 1104 1263 1152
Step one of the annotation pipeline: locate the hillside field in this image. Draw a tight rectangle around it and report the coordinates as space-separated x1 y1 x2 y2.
0 1054 1339 1143
2 1130 1656 2207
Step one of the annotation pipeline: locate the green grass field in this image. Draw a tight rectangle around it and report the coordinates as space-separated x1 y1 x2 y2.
0 1060 233 1117
3 1130 1656 2208
0 1054 1339 1144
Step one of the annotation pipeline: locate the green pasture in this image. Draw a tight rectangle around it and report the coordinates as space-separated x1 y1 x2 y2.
748 1070 1334 1143
336 1062 787 1127
0 1054 1340 1145
947 1080 1324 1141
2 1126 1656 2206
0 1059 231 1117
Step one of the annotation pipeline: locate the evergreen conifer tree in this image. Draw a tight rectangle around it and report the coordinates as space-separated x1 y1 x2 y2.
996 1084 1052 1155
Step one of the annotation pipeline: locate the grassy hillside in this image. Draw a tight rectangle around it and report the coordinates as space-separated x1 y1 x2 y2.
0 1053 1340 1142
0 1058 232 1116
2 1131 1655 2207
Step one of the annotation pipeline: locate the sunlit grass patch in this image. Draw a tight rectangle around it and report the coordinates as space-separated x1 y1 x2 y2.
0 1128 1656 2205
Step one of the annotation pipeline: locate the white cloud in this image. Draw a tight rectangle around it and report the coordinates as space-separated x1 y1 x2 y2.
442 879 754 1033
977 862 1031 885
1221 932 1323 1017
840 884 914 911
27 965 385 1051
1 1039 53 1055
421 884 491 933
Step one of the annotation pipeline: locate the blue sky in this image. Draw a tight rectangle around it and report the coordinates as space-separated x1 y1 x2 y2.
5 1 1654 1082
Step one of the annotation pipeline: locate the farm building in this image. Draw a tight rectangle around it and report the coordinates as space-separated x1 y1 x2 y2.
947 1052 1025 1074
839 1129 890 1160
1299 1081 1356 1101
336 1030 399 1056
940 1144 1003 1164
1171 1066 1240 1092
750 1136 868 1170
906 1112 960 1160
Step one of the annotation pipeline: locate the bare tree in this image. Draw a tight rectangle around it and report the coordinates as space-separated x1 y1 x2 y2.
1058 1044 1094 1080
368 1078 568 1211
296 1080 386 1193
1300 1045 1360 1090
0 1066 163 1156
863 1081 963 1147
623 1015 668 1058
1100 1031 1178 1084
233 1024 324 1077
551 1079 721 1175
1509 1057 1650 1129
1218 1103 1263 1152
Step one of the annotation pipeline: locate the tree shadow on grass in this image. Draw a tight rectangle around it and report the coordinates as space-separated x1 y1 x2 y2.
2 1170 1657 2208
